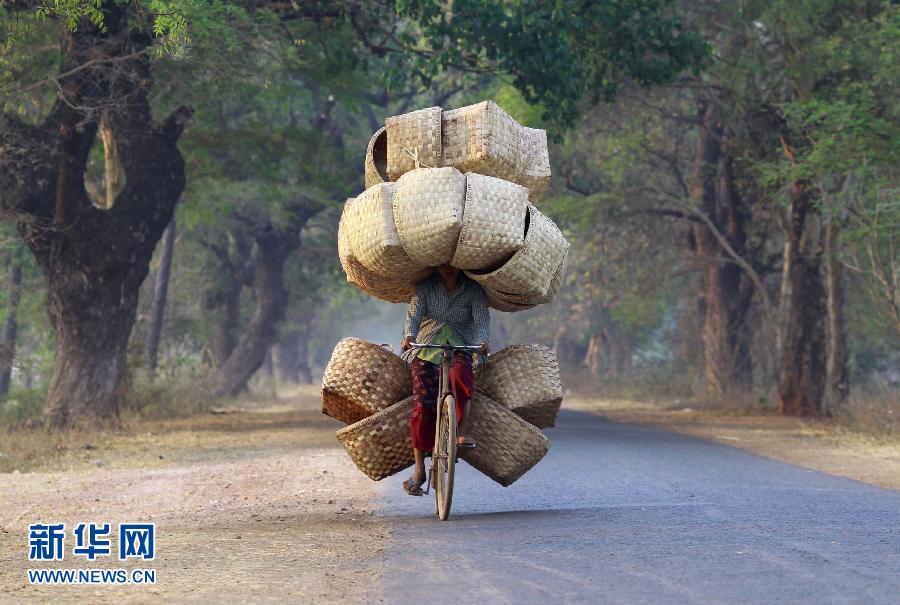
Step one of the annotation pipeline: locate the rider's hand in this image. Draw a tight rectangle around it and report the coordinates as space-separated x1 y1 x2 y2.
480 342 490 355
401 336 411 351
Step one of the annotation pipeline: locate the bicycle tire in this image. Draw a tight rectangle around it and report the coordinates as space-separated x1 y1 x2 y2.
435 394 457 520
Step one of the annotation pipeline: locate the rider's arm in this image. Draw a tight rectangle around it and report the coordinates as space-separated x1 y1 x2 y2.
471 284 490 346
404 282 426 342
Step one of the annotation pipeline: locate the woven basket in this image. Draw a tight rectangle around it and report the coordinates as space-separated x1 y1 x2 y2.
364 127 388 189
450 173 529 270
338 199 427 303
347 182 426 278
386 106 443 181
485 288 537 313
485 246 568 307
475 345 563 428
460 392 550 487
343 254 427 303
392 167 467 266
337 198 356 264
322 338 412 425
336 396 415 481
442 101 526 184
520 127 551 202
465 204 569 298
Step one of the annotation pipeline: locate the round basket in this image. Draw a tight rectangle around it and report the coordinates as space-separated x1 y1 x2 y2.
520 127 551 202
364 127 388 189
459 392 551 487
347 182 426 278
322 338 412 425
392 167 466 266
485 246 568 307
337 198 356 263
338 198 429 303
450 173 529 270
465 204 569 298
386 106 443 181
485 288 536 313
441 100 526 184
475 344 563 428
336 396 415 481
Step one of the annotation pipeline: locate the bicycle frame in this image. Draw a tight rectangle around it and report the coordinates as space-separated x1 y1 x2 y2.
408 342 482 520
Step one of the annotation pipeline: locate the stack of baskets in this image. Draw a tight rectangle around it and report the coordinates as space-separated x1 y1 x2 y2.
325 100 569 486
344 100 569 312
324 339 563 486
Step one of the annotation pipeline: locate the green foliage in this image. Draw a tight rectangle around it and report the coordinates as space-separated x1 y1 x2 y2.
0 387 46 427
394 0 708 126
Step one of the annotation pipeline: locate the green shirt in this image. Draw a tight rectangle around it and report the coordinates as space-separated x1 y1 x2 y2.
416 323 463 364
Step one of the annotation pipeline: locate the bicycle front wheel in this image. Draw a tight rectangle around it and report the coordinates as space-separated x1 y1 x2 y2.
434 393 457 521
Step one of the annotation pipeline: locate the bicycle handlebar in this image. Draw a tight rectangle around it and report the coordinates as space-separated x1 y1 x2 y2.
407 343 484 351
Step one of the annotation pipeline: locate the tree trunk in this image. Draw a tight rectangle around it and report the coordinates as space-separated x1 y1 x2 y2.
689 102 753 398
690 102 729 396
824 214 849 413
584 332 602 378
0 4 192 426
273 333 301 384
273 312 314 384
0 246 23 401
146 217 176 374
778 181 828 417
297 315 313 384
207 212 311 398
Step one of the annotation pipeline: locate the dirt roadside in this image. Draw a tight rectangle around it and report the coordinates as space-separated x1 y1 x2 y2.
567 396 900 491
0 387 384 604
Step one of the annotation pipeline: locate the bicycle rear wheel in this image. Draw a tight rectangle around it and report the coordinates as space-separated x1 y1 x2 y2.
433 394 457 521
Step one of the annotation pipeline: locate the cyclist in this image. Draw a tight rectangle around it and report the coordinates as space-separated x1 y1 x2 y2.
400 264 490 496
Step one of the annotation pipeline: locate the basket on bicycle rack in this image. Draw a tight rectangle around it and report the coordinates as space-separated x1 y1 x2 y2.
460 392 551 487
475 344 564 428
322 338 412 425
336 396 415 481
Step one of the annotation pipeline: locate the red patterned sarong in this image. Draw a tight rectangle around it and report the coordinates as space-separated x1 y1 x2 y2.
409 352 473 451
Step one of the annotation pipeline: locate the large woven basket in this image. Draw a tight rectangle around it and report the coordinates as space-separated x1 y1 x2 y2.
520 127 551 202
364 127 388 188
392 167 466 266
484 288 536 313
347 182 425 278
338 199 426 303
441 101 526 184
465 204 569 298
337 198 356 263
484 246 568 307
460 392 551 487
336 396 415 481
450 173 529 270
386 106 443 181
475 345 563 428
322 338 412 425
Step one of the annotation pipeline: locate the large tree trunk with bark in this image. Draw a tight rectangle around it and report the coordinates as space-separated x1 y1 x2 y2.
0 246 23 401
207 209 313 398
688 103 753 398
778 181 828 416
146 217 176 374
0 5 191 427
824 214 849 413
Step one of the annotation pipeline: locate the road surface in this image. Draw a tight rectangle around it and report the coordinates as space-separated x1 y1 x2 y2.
2 402 898 604
374 409 900 604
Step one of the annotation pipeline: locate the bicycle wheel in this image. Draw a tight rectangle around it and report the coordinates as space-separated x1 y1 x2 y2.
433 394 457 521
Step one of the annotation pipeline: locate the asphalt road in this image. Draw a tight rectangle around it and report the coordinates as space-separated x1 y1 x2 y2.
375 409 900 605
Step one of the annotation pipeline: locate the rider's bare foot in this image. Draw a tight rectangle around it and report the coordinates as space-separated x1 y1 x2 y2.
456 435 476 449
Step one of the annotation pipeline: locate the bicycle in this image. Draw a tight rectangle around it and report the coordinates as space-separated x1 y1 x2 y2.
407 342 483 521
